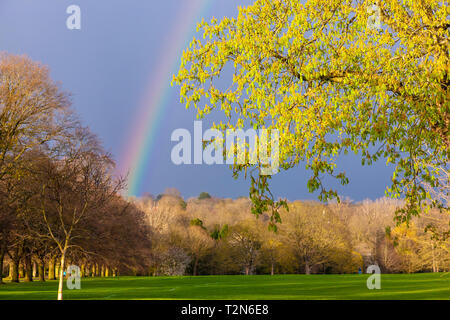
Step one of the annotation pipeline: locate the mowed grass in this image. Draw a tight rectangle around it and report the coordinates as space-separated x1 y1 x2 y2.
0 273 449 300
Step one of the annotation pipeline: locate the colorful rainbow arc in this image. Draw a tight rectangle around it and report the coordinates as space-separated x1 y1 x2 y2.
120 0 212 197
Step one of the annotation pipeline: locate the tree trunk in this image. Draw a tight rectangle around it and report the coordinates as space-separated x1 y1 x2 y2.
245 266 249 276
271 263 274 276
19 263 24 279
431 242 436 273
48 256 56 280
101 265 105 277
105 267 109 277
24 255 33 282
32 261 37 278
0 241 5 284
10 260 19 282
55 262 60 280
9 243 22 282
305 263 311 275
9 263 13 280
57 252 66 300
38 259 45 282
193 257 199 276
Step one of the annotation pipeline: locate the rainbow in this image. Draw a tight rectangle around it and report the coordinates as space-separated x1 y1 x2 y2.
120 0 213 197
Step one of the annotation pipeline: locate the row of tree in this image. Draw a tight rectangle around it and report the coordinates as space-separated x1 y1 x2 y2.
132 193 449 276
2 188 448 285
0 53 152 299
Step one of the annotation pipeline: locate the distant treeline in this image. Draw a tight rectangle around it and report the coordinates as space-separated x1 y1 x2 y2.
130 191 449 276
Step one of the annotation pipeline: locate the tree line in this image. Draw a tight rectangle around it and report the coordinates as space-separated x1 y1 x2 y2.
131 192 449 276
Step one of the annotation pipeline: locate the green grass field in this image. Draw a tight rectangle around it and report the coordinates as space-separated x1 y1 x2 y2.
0 273 449 300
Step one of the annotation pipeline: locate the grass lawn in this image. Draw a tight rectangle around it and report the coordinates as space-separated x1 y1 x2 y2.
0 273 449 300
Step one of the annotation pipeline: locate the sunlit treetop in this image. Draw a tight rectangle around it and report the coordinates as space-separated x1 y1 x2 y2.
173 0 449 232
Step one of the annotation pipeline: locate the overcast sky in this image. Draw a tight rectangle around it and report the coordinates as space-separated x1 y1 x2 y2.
0 0 394 201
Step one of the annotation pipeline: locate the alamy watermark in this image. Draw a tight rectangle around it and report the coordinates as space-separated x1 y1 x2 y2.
171 121 279 175
366 265 381 289
367 3 381 30
66 5 81 30
66 265 81 290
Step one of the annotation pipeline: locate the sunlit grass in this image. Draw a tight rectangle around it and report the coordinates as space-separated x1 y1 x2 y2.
0 273 449 300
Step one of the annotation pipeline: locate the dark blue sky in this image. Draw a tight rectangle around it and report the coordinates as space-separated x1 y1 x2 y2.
0 0 394 201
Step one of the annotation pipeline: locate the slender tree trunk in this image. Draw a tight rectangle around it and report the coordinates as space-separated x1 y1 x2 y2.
32 261 37 278
48 256 56 280
193 257 199 276
271 262 274 276
55 262 60 280
9 263 13 280
0 241 5 284
101 265 105 277
105 267 109 277
431 242 436 273
245 266 249 275
57 251 66 301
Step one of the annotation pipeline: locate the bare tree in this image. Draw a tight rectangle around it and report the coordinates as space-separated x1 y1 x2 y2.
182 225 214 276
0 53 69 181
228 222 262 275
21 128 122 299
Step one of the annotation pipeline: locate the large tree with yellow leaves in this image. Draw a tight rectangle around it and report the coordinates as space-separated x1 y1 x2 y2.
174 0 449 231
